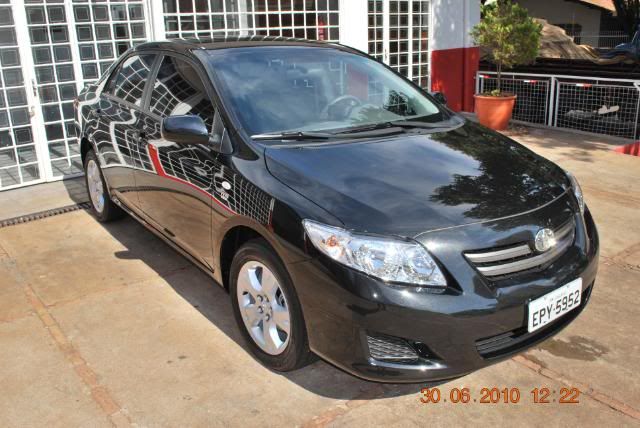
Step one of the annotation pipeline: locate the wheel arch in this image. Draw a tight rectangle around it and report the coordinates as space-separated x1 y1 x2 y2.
80 136 94 165
80 136 115 199
216 218 306 292
218 224 273 292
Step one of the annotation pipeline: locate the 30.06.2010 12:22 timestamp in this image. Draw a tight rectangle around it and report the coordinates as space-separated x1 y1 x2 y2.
419 387 581 404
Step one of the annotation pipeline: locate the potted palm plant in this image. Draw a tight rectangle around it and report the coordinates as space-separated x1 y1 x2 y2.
471 1 542 130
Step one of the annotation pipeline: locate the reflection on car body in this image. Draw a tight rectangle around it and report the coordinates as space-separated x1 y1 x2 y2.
76 37 599 382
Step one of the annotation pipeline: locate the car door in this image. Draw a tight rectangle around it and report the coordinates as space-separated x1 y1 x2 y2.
93 53 157 210
134 54 224 269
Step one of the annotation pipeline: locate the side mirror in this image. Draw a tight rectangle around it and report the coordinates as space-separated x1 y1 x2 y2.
161 115 209 145
431 91 447 106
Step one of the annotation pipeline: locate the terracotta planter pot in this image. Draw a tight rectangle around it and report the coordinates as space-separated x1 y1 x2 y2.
474 94 517 131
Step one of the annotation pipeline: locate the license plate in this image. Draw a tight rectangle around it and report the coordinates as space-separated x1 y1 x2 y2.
527 278 582 333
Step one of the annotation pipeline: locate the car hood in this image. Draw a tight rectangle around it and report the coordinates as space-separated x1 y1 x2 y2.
264 121 569 237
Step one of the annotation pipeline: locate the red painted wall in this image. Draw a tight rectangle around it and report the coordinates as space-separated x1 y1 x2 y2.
431 47 479 112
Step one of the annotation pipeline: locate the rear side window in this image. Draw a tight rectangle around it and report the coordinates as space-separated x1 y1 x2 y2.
148 56 216 130
104 54 156 106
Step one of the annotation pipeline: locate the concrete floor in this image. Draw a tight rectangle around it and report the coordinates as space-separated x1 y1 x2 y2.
0 176 88 222
0 126 639 427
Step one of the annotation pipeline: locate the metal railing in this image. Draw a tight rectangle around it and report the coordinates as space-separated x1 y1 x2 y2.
564 30 630 49
477 71 640 140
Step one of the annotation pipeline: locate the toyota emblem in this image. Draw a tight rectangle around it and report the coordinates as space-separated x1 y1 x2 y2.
534 228 556 252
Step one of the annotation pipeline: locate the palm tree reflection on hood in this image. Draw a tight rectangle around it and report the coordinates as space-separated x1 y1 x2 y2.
429 123 566 223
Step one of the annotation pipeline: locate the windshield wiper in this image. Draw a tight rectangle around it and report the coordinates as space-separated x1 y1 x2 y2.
251 131 332 141
333 122 403 134
388 119 460 129
252 118 461 141
334 118 461 135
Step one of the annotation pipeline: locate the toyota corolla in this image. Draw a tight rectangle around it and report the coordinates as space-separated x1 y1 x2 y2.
75 37 599 382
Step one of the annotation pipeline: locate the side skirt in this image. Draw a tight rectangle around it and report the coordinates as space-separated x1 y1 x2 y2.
112 197 223 289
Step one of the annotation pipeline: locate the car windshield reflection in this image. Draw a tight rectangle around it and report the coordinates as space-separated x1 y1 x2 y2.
203 46 447 137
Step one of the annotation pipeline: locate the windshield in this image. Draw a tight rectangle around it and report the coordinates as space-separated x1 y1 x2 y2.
202 46 446 136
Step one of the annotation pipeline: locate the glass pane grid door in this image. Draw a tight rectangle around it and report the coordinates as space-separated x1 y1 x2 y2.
72 0 149 87
0 1 42 189
1 0 350 191
368 0 429 88
0 0 152 191
26 0 82 178
162 0 340 42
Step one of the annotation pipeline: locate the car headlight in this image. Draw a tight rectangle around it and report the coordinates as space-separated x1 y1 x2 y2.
302 220 446 287
566 171 585 214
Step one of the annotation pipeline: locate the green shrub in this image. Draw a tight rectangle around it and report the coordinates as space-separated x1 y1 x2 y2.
471 1 542 96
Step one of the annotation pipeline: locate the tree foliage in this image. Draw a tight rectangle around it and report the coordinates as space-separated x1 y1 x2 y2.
612 0 640 39
471 1 542 95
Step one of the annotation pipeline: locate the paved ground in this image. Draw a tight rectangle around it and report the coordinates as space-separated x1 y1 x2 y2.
0 126 639 427
0 177 88 222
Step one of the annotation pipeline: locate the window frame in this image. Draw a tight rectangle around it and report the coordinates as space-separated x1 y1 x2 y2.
101 52 160 110
100 49 237 153
143 51 233 151
144 52 214 120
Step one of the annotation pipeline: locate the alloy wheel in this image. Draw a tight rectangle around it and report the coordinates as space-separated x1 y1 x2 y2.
86 159 105 214
236 261 291 355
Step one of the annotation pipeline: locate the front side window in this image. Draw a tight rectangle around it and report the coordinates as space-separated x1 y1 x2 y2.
105 54 155 105
203 46 445 136
148 56 216 130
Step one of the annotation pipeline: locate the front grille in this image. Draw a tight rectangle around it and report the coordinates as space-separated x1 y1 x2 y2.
465 219 576 278
366 333 419 362
475 282 593 359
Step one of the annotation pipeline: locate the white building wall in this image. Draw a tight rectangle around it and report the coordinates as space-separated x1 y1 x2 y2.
430 0 480 51
338 0 368 52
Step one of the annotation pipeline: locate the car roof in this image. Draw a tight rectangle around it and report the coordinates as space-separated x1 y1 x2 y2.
132 36 358 56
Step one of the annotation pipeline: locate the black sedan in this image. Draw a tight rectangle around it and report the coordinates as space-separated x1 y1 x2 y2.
75 37 598 382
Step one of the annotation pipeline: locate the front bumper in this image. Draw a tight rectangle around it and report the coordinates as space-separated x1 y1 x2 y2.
288 206 599 383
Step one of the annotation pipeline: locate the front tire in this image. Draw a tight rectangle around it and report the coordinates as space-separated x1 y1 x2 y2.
84 149 124 222
230 239 313 372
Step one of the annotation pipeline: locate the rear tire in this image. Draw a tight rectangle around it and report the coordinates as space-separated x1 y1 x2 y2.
230 239 313 372
84 149 124 222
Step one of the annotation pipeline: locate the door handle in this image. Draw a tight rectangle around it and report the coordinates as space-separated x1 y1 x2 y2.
135 127 153 141
138 128 152 140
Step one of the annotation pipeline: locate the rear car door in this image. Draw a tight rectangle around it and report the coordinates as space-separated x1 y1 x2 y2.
134 54 223 269
93 53 157 210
